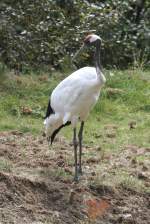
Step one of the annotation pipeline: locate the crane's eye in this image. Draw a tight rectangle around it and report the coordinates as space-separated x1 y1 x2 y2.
84 35 92 45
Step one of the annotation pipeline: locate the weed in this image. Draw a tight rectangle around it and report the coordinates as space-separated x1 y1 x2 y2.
0 159 12 172
0 69 149 152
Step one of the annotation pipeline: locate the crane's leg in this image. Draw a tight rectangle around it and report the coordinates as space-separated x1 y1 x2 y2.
73 128 79 182
78 121 84 175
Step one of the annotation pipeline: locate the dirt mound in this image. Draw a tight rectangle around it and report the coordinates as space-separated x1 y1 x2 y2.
0 171 149 224
0 171 85 224
90 183 150 224
0 131 149 224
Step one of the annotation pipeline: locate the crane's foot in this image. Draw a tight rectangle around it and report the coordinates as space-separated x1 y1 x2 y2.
78 167 83 175
73 175 79 182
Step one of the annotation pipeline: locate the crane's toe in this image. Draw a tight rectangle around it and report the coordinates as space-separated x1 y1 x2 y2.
78 167 83 175
73 174 79 182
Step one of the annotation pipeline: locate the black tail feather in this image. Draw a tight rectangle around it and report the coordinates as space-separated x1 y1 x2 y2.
51 121 71 145
44 100 54 119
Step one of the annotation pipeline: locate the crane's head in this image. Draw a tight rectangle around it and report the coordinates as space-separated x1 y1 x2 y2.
72 34 101 61
84 34 101 47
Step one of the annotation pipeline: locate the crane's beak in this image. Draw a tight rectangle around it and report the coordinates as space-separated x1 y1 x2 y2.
72 44 85 62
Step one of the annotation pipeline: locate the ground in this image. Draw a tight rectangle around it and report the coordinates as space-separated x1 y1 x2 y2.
0 131 149 224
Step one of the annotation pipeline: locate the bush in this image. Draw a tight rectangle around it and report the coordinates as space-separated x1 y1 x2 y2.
0 0 149 71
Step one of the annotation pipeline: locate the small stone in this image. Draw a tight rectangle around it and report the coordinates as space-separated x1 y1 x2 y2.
123 213 132 220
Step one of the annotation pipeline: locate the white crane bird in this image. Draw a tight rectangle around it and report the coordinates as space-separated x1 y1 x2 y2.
44 34 106 181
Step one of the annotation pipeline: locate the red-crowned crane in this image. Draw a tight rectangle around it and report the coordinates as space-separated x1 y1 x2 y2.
44 34 106 181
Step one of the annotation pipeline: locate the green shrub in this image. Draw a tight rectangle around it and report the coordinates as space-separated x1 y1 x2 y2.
0 0 149 71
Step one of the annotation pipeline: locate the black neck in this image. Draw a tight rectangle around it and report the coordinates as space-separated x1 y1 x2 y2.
95 40 102 73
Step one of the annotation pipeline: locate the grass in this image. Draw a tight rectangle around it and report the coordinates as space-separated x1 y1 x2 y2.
0 69 149 152
63 69 150 151
0 159 12 172
92 170 148 193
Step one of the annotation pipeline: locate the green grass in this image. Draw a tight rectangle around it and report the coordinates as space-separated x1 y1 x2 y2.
0 159 12 172
0 69 150 153
63 69 150 151
91 169 148 193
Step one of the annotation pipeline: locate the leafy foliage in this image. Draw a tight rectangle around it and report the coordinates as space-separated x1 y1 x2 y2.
0 0 149 71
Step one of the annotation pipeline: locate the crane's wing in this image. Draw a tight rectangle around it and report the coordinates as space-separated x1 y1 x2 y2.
51 67 99 115
51 75 84 112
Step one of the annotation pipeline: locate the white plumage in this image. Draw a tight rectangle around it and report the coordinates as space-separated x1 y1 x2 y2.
44 34 106 181
44 66 105 137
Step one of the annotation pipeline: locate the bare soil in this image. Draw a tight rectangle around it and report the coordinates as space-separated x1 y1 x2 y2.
0 131 149 224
